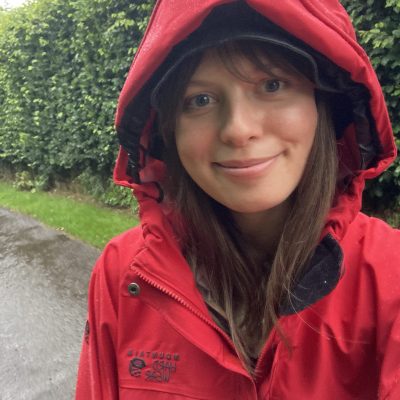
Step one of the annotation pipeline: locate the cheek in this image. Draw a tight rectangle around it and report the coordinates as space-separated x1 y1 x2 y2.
175 121 191 161
302 102 319 150
175 136 205 182
175 122 214 164
175 132 198 164
277 97 318 148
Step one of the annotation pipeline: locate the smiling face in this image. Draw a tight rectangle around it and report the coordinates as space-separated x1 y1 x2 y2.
174 48 318 218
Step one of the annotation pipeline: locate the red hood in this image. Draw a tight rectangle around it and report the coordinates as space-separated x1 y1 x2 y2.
113 0 396 241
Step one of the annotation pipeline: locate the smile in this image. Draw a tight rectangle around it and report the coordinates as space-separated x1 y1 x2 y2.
213 156 279 178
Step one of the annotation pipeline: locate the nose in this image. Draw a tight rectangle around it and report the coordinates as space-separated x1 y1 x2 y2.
219 95 264 147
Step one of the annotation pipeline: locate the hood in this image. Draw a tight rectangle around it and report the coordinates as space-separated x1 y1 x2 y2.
113 0 396 241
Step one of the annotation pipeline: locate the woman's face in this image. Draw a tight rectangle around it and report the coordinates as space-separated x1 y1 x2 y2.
175 49 317 215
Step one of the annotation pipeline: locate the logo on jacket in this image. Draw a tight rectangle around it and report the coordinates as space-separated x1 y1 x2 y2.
128 349 180 383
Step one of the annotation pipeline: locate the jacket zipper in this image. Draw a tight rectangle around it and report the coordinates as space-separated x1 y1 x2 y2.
132 265 253 381
254 336 276 385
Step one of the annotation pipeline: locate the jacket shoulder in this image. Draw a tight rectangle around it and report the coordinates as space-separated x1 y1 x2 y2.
341 212 400 310
103 224 145 263
343 212 400 274
89 225 145 304
347 212 400 253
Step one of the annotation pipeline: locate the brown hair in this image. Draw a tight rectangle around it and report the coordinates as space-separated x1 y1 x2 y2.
155 40 337 375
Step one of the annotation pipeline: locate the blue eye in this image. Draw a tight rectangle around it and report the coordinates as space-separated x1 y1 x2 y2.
183 93 214 110
192 94 210 107
264 79 281 92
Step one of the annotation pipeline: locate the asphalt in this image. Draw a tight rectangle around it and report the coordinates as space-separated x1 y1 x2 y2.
0 208 100 400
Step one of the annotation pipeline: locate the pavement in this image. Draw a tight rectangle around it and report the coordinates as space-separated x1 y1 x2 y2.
0 208 100 400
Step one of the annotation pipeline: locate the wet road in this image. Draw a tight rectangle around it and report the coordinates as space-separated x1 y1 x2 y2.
0 208 100 400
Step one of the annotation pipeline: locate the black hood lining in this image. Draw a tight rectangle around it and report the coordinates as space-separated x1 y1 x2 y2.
279 234 343 316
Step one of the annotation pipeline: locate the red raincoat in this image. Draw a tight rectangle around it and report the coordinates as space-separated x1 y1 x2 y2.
76 1 400 398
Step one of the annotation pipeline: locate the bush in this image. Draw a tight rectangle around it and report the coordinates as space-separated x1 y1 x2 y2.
74 170 135 209
14 171 35 191
0 0 153 206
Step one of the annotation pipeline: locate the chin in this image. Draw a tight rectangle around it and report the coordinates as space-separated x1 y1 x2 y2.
220 193 293 216
223 201 283 214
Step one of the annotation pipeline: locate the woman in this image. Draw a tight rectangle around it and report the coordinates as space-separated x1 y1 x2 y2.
76 1 400 399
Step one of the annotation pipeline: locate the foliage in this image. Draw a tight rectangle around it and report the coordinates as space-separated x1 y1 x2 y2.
14 170 35 191
0 181 138 248
74 171 134 208
341 0 400 209
0 0 153 206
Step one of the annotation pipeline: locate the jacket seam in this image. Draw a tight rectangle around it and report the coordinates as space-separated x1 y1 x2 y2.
301 0 370 64
132 0 161 65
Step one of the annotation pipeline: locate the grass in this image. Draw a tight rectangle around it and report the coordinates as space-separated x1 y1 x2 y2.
0 181 138 248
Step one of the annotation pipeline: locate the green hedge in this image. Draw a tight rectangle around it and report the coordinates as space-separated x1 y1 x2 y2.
0 0 153 204
0 0 399 209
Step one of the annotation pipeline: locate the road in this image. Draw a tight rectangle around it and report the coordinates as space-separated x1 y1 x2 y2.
0 208 100 400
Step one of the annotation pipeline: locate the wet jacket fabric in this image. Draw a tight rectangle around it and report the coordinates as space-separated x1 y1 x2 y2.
76 1 400 399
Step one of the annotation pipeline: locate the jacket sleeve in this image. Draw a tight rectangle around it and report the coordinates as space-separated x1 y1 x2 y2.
379 312 400 400
75 249 120 400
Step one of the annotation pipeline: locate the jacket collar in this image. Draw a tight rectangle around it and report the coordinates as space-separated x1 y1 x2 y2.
132 196 344 317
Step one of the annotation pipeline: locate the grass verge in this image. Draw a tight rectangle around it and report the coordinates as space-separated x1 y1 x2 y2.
0 181 138 248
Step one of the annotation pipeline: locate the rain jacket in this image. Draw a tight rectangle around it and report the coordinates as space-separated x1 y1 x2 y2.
76 1 400 399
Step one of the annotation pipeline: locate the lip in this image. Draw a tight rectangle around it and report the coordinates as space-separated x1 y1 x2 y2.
213 155 280 178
